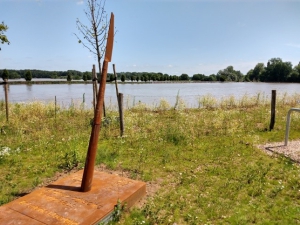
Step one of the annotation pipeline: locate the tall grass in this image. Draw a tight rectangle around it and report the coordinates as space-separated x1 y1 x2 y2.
1 93 300 224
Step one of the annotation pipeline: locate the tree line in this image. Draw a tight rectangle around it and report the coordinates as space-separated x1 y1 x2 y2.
1 58 300 83
192 58 300 82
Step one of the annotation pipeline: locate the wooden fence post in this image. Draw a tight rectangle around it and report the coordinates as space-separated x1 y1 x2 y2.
118 93 124 136
269 90 276 131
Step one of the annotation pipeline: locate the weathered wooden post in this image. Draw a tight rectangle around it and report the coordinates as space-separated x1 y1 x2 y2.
4 79 9 122
113 64 124 136
269 90 276 131
118 93 124 136
113 64 120 103
81 13 114 192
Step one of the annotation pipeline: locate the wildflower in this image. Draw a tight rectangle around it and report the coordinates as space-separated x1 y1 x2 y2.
0 146 11 158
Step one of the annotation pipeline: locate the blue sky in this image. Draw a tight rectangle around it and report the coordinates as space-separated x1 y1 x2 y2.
1 0 300 76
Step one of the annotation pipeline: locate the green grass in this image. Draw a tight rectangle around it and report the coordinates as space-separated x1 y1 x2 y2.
1 93 300 224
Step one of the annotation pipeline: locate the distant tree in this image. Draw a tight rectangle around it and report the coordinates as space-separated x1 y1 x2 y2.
82 72 88 81
163 74 169 81
67 71 72 81
9 71 21 79
1 69 9 81
192 74 200 81
136 76 140 82
0 22 10 50
250 63 265 81
208 74 217 81
51 72 58 79
83 71 92 80
288 62 300 82
109 73 115 82
121 74 125 82
24 70 32 81
143 75 149 82
180 73 189 81
244 70 252 82
262 58 292 82
75 0 108 82
217 66 244 82
192 73 206 81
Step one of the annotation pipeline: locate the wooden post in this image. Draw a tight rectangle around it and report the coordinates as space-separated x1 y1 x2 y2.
118 93 124 136
269 90 276 131
113 64 119 100
113 64 124 136
4 79 9 122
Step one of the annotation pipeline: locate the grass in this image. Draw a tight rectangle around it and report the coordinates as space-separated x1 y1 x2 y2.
1 93 300 224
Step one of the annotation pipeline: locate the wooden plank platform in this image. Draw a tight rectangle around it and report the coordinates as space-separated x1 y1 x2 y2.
0 170 146 225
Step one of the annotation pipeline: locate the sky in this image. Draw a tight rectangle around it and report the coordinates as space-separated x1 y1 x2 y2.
0 0 300 76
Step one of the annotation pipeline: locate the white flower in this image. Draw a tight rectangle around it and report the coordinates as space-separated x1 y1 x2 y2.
0 146 11 157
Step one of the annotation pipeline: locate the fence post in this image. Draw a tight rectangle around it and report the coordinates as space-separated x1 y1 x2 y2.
4 79 9 122
269 90 276 131
118 93 124 136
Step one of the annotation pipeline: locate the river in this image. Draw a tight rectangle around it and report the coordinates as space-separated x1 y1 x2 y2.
1 82 300 108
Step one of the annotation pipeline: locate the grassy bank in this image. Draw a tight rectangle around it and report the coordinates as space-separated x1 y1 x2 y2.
1 94 300 224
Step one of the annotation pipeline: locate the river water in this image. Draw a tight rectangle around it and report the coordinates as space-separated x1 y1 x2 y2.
1 82 300 108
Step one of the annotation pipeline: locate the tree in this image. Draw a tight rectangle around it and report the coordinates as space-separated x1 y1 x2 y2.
82 72 88 81
192 73 206 81
180 74 189 81
262 58 292 82
0 22 10 50
217 66 244 82
67 71 72 81
9 71 21 79
250 63 265 81
75 0 108 82
83 71 92 80
1 69 9 81
208 74 217 81
51 72 58 79
109 73 115 82
288 63 300 82
24 70 32 81
121 74 125 82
